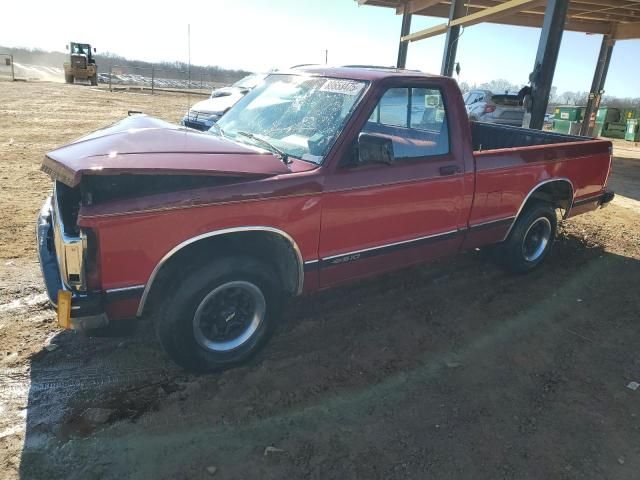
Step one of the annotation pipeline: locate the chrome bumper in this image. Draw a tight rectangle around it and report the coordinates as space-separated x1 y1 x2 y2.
37 196 108 330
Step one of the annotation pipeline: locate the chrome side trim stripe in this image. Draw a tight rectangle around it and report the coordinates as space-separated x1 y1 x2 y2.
468 216 515 231
321 229 461 267
571 193 605 208
105 284 145 294
303 259 319 272
105 284 145 302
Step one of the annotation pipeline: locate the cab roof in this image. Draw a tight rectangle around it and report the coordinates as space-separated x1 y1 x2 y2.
278 65 445 82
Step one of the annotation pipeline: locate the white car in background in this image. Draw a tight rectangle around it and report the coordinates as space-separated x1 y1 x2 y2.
182 73 267 131
464 89 525 127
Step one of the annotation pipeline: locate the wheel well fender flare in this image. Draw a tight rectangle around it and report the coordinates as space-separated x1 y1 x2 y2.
502 177 574 241
136 226 305 317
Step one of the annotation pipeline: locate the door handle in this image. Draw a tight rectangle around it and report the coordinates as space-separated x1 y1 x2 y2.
439 165 461 176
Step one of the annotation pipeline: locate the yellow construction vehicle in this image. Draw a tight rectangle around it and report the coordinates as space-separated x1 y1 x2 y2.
64 42 97 85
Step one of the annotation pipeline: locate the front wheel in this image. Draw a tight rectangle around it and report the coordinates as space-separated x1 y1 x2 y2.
498 202 557 273
65 74 74 84
154 255 283 372
90 74 97 86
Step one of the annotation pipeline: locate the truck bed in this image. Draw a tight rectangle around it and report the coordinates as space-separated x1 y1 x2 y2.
464 120 612 252
470 121 585 152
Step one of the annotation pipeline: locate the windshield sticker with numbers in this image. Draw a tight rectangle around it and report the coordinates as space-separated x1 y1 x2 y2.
320 79 365 96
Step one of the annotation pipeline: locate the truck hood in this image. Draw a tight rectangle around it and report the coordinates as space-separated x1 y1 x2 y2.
189 88 245 114
41 115 291 187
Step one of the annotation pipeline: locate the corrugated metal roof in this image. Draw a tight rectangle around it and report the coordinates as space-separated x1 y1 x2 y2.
358 0 640 39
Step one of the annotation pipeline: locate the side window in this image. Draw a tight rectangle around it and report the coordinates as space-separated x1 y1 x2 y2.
379 88 408 127
362 87 449 160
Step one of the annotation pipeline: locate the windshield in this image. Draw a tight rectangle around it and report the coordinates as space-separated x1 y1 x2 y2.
232 73 266 90
216 74 367 164
71 43 90 55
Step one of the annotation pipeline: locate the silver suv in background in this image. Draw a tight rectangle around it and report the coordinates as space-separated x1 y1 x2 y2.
464 89 525 127
182 73 267 131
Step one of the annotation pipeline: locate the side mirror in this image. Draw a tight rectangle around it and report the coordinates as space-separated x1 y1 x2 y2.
65 44 69 50
94 47 97 53
358 133 394 165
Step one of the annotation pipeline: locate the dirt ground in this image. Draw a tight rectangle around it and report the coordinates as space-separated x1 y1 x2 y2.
1 81 639 480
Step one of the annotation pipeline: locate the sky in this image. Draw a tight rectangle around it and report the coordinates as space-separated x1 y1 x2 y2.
1 0 639 97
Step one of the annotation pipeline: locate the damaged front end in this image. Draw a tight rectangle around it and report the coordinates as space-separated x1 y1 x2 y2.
36 114 302 330
37 183 106 330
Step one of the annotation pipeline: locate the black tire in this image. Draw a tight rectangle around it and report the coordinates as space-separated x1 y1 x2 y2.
65 74 74 84
499 202 557 274
90 74 97 86
154 255 283 372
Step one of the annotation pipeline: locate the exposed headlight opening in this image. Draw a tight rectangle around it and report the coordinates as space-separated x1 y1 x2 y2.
53 184 87 292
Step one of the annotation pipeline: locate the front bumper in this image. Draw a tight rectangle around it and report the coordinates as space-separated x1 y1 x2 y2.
181 110 221 131
182 118 210 131
37 198 109 330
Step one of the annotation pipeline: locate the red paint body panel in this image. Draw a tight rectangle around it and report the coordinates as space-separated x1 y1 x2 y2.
105 297 140 320
469 145 611 226
42 68 613 321
83 193 323 290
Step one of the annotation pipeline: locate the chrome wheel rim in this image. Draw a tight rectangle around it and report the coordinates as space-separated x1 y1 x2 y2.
193 281 265 352
522 217 552 262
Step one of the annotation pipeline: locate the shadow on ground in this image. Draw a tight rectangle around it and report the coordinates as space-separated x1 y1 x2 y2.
19 233 640 479
610 155 640 202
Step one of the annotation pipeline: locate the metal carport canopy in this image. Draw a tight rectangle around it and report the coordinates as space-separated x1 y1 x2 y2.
359 0 640 41
358 0 640 132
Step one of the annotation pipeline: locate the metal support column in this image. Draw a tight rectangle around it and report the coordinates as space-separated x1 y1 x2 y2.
527 0 569 130
397 7 412 69
579 34 615 136
440 0 465 77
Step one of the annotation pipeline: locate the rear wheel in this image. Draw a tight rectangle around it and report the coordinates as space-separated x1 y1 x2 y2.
154 255 283 372
90 74 98 86
498 202 557 273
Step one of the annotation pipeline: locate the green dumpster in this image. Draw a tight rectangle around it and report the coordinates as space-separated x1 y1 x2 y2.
596 107 620 124
594 107 621 138
554 106 585 122
626 118 640 142
552 119 582 135
553 119 570 134
602 123 627 139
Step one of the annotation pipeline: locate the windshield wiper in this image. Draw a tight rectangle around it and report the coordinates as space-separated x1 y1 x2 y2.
209 122 225 137
236 131 291 165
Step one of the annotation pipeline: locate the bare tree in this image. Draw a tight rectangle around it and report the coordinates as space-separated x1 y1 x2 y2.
476 79 522 94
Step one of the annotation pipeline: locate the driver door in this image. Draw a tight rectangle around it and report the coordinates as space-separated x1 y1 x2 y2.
318 84 466 287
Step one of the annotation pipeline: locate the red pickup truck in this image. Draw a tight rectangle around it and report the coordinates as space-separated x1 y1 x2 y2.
38 67 614 371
